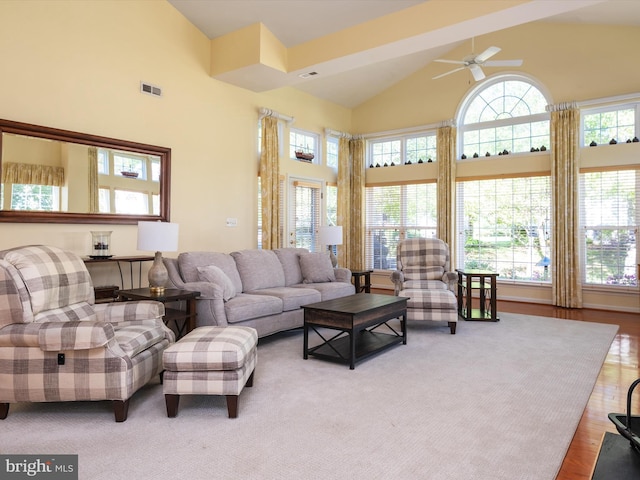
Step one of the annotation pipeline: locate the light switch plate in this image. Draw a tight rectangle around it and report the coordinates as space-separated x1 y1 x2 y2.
226 218 237 227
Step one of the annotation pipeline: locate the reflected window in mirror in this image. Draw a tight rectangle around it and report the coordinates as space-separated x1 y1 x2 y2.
96 149 160 215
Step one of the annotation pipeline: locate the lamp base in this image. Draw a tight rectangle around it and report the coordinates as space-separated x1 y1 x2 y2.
328 246 337 268
148 251 169 295
149 285 166 296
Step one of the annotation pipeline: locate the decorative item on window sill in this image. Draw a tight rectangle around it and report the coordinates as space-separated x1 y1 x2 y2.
90 231 113 259
295 146 314 162
120 171 139 178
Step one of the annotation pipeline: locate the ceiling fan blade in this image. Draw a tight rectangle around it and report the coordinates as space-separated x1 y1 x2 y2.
475 46 501 63
432 67 465 80
434 59 466 65
469 64 485 81
483 59 523 67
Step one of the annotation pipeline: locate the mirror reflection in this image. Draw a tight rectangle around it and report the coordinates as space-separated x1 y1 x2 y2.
0 119 170 224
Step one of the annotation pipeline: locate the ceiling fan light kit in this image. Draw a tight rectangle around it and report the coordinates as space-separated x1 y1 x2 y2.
433 38 523 82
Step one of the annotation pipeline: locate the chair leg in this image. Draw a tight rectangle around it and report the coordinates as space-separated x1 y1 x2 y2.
0 403 9 419
245 370 255 388
448 322 457 334
225 395 239 418
165 394 180 418
113 399 129 422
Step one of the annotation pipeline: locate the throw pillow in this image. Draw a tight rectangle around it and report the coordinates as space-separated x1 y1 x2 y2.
197 265 236 301
299 252 336 284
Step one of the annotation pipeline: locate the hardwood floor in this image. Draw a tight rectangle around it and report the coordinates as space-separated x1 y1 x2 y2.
498 301 640 480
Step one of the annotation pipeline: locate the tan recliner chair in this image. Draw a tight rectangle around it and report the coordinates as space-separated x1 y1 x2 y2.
0 245 175 421
390 238 458 334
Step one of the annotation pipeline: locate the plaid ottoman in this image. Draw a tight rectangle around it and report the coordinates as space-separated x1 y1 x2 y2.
398 288 458 334
162 326 258 418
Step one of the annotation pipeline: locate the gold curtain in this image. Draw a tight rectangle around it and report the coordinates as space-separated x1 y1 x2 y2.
549 105 582 308
1 162 64 186
337 136 365 270
436 124 457 264
349 137 365 271
259 115 280 250
88 147 99 213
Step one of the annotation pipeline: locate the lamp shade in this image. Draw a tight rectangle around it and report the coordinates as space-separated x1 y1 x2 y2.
137 221 179 253
318 226 343 246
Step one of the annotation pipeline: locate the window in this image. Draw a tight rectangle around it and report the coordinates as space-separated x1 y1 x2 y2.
289 179 322 251
10 184 59 211
459 77 550 158
365 183 437 270
326 137 338 169
456 176 551 281
583 105 637 146
290 129 319 164
580 169 638 286
368 133 436 168
326 184 337 226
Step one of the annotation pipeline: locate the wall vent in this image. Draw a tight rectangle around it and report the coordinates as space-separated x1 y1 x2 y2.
140 82 162 97
298 71 318 79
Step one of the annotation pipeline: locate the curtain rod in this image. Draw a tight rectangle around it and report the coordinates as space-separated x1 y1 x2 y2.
324 128 352 139
258 108 295 124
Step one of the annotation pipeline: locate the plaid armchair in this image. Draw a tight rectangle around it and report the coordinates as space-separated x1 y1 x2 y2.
390 238 458 334
0 245 175 421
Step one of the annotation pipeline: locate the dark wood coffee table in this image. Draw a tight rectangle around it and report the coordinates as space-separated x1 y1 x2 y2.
302 293 407 369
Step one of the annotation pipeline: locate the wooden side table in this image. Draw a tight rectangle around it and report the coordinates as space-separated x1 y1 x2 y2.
456 269 499 321
117 288 200 339
351 270 373 293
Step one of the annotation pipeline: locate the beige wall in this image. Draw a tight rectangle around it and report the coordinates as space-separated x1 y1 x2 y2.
0 0 349 262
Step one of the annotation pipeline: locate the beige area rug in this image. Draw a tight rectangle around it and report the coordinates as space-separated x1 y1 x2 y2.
1 313 618 480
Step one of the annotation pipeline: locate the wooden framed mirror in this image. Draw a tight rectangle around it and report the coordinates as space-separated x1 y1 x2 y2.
0 119 170 224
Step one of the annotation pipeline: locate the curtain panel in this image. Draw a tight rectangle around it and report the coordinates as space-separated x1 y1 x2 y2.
549 105 582 308
259 116 280 250
1 162 64 186
436 125 456 264
88 147 99 213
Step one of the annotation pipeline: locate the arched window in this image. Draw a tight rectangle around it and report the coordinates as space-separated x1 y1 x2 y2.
456 76 553 283
457 75 551 158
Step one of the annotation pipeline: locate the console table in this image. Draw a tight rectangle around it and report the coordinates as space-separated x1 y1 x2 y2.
83 255 154 289
117 288 200 339
456 269 499 321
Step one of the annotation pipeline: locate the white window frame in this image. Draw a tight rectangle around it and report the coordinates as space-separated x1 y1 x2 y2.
289 128 320 165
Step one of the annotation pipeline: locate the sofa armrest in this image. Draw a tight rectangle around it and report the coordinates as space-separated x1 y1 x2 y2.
334 267 352 283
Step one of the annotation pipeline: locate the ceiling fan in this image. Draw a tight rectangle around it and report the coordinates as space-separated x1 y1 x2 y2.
432 38 523 82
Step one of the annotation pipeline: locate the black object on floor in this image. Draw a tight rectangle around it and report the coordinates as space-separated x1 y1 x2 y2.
591 432 640 479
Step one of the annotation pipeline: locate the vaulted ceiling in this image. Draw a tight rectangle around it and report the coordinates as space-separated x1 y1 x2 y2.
168 0 640 108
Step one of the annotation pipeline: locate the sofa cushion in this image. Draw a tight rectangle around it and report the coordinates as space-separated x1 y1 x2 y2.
274 248 308 286
231 249 285 292
299 253 335 284
197 265 237 301
247 287 320 311
178 252 243 293
294 282 355 301
224 293 283 324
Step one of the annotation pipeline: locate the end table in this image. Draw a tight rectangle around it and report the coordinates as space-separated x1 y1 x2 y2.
351 270 373 293
117 288 200 339
456 269 499 321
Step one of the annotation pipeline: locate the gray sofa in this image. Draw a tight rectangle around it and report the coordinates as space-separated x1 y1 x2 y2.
164 248 355 337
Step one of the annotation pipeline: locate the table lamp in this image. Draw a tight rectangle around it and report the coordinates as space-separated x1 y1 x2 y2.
318 225 343 268
137 220 179 295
